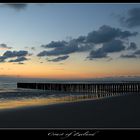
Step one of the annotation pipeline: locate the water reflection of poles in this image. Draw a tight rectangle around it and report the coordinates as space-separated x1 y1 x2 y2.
17 82 140 102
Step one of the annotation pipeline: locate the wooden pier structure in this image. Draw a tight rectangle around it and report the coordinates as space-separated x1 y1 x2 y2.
17 82 140 97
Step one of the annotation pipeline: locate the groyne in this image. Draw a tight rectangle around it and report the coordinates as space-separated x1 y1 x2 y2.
17 82 140 95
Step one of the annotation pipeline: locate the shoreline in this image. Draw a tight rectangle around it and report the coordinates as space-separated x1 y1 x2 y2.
0 94 120 112
0 93 139 128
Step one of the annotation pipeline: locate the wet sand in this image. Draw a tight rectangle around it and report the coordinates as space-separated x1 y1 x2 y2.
0 93 140 128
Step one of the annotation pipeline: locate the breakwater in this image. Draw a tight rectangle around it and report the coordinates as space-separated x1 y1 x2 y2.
17 82 140 95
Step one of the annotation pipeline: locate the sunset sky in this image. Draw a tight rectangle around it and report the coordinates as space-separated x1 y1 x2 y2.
0 3 140 79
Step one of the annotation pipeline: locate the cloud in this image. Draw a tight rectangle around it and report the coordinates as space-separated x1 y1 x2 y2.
3 50 28 58
0 44 12 49
37 25 138 61
120 49 140 59
87 39 126 59
0 50 29 63
87 49 107 59
2 4 27 10
38 45 77 56
134 50 140 55
38 39 88 57
120 54 137 58
127 42 137 50
75 36 86 43
47 55 69 62
38 40 93 57
41 41 67 49
0 56 6 62
9 57 28 62
120 8 140 28
41 37 86 50
86 25 137 44
101 39 126 53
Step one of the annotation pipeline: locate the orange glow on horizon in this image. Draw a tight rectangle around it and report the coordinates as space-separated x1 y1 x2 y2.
0 58 140 79
2 71 140 80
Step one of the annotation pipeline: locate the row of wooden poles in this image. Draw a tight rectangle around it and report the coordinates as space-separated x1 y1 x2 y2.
17 82 140 94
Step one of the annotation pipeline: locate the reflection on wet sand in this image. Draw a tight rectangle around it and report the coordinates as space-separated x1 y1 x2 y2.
0 92 127 110
0 94 99 110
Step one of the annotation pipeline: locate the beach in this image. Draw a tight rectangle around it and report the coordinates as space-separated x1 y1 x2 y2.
0 93 139 128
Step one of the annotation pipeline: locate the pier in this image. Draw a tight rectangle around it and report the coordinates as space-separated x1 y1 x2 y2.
17 82 140 98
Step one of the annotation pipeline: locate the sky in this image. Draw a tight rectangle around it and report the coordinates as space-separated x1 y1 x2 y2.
0 3 140 80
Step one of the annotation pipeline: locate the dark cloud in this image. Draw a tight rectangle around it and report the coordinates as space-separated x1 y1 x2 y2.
41 37 86 49
9 57 28 62
120 54 137 58
87 40 125 59
0 44 12 49
86 25 137 44
101 40 126 53
38 41 79 56
120 49 140 59
3 50 28 58
38 45 77 56
0 50 29 63
77 44 94 52
119 31 138 38
41 41 67 49
0 56 6 62
87 49 107 59
120 8 140 28
2 4 27 10
38 41 93 57
37 51 47 57
127 42 137 50
134 50 140 55
38 25 138 61
39 25 137 57
47 55 69 62
118 47 140 59
75 36 86 43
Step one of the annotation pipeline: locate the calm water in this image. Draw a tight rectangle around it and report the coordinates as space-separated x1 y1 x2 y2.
0 77 138 110
0 77 95 110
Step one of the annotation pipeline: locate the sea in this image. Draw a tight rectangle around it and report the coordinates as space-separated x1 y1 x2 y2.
0 76 139 110
0 77 93 110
